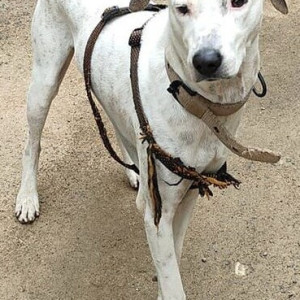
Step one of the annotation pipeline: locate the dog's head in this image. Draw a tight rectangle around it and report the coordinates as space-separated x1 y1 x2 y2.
167 0 288 82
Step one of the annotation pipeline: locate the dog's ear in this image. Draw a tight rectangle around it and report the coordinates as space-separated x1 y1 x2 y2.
129 0 149 12
270 0 288 14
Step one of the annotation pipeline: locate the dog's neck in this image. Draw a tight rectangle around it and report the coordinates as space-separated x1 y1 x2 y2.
165 33 260 105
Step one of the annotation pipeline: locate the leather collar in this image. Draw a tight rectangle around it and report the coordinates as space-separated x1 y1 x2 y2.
165 60 280 164
165 61 250 118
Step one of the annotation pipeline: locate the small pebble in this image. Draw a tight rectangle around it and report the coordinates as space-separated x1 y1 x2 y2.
235 262 247 276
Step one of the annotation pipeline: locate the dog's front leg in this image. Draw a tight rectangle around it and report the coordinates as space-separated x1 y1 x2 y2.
139 165 190 300
144 201 186 300
15 2 74 222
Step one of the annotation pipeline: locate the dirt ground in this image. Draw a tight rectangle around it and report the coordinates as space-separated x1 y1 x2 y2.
0 1 299 299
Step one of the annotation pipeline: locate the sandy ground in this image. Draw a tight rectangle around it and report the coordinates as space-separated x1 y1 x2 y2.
0 1 299 299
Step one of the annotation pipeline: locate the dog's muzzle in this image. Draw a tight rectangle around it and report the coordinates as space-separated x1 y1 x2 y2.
192 48 223 78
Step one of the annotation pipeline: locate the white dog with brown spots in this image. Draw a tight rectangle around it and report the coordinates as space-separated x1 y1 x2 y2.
16 0 288 299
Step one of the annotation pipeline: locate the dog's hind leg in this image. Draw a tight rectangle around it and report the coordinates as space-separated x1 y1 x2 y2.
173 189 198 263
16 1 74 223
115 134 139 190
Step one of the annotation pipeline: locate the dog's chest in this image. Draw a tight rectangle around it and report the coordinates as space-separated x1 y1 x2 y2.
147 102 242 173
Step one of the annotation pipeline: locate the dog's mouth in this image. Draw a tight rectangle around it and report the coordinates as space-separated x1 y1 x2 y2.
192 64 235 82
194 73 233 83
206 78 219 82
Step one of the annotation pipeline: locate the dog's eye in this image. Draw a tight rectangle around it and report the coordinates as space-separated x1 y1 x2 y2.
231 0 248 8
176 5 189 15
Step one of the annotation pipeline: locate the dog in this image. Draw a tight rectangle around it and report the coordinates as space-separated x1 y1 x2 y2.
16 0 288 298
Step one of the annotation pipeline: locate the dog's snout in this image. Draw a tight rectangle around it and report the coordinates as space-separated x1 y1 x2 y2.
192 49 223 77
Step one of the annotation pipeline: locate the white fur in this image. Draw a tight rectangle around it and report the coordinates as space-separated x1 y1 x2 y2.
16 0 270 298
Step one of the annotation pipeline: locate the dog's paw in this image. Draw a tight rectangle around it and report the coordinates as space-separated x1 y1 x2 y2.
126 169 139 190
15 192 39 223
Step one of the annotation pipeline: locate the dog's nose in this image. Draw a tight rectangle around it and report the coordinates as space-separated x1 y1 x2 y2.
192 49 223 77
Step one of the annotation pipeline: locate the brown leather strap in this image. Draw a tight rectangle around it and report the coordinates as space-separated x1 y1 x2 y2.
83 4 167 177
83 6 139 174
129 27 151 133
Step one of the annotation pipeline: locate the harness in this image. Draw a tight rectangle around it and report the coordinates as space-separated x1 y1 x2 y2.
83 4 280 226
